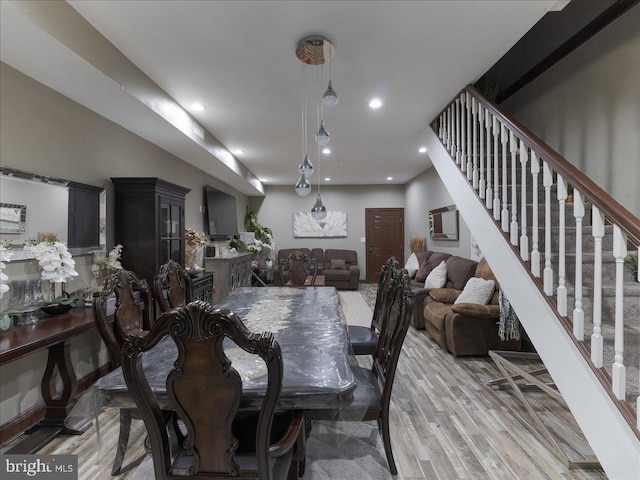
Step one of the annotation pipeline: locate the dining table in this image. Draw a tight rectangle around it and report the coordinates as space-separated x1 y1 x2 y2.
69 286 359 421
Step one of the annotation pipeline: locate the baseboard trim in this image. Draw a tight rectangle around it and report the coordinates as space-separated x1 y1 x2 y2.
0 363 111 447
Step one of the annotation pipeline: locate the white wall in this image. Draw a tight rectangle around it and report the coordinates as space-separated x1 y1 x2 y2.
251 185 405 278
404 167 472 259
502 5 640 216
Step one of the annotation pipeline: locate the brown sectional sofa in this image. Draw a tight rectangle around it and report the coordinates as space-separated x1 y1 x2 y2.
409 251 521 356
272 248 359 290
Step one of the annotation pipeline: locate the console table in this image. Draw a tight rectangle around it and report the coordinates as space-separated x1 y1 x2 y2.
204 252 252 302
0 308 95 453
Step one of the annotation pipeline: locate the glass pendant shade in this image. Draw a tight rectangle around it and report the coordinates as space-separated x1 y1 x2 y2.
311 193 327 220
295 174 312 197
298 154 314 176
315 120 330 146
322 81 339 106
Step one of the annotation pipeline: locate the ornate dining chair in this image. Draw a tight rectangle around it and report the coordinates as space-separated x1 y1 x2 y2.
307 266 413 475
93 269 159 475
121 301 305 480
154 260 194 314
347 256 398 355
279 250 317 286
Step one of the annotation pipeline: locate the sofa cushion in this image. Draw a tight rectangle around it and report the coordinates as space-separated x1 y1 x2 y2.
404 253 420 277
424 261 447 288
323 269 351 282
451 303 500 319
330 258 346 270
444 256 478 290
324 249 357 270
414 258 432 283
454 277 495 305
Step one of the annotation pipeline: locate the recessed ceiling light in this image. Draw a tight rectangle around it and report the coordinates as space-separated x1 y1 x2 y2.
386 176 393 181
369 98 382 109
419 146 427 153
190 102 206 112
324 177 331 181
234 149 244 156
322 148 331 155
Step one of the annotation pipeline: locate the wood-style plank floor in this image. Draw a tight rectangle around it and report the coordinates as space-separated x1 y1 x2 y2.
3 285 608 479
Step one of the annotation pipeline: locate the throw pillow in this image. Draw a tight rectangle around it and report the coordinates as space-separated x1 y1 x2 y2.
424 261 447 289
330 259 346 270
454 277 495 305
414 258 433 283
404 253 420 277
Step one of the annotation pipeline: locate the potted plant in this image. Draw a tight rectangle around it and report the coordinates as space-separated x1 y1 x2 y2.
244 209 274 263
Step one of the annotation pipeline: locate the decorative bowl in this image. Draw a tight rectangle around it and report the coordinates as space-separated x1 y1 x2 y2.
41 303 73 316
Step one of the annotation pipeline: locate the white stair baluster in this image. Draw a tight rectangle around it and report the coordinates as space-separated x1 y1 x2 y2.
612 225 627 400
472 97 478 186
448 104 453 151
493 116 501 220
466 92 472 177
501 124 509 232
530 152 541 277
509 131 518 246
543 161 554 296
478 105 485 198
556 174 568 316
591 206 605 368
460 95 466 172
455 98 461 164
485 110 492 208
519 140 529 261
572 190 585 340
445 107 450 148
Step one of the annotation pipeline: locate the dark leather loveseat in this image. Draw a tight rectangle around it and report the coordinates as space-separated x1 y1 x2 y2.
272 248 360 290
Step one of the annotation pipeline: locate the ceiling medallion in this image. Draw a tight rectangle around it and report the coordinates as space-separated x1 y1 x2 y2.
295 36 336 65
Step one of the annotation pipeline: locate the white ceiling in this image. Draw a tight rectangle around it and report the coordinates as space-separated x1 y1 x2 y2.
1 1 560 194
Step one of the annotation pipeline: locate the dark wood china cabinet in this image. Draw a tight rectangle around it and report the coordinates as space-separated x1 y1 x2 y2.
111 178 191 288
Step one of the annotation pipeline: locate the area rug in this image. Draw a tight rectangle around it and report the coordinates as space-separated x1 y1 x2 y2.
130 420 392 480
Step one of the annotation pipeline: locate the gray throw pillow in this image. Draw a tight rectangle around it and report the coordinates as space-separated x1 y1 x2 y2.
330 259 346 270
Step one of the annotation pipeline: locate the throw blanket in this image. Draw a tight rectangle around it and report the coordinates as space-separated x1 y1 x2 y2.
498 290 521 341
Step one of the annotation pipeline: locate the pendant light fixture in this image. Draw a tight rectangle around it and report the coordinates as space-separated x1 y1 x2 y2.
294 35 336 214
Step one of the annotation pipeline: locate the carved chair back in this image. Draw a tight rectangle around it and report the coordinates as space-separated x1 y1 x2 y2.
371 257 399 332
93 269 153 366
121 301 287 479
154 260 194 314
279 250 317 286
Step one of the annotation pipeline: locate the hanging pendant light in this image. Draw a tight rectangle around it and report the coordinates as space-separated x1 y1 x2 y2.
322 81 339 106
315 119 330 146
298 153 313 176
295 173 311 197
311 192 327 220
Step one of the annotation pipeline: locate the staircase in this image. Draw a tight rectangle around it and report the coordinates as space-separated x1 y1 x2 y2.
427 85 640 479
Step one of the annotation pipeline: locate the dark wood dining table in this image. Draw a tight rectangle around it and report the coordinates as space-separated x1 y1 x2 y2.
71 286 358 417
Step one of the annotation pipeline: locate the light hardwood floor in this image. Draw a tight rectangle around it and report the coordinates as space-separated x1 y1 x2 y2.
3 286 608 479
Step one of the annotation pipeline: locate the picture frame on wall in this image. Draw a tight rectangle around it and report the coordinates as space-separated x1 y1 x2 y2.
292 211 347 238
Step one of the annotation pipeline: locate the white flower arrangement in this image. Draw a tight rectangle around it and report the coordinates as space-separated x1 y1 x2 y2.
24 241 79 283
247 238 273 258
0 245 13 298
92 244 123 279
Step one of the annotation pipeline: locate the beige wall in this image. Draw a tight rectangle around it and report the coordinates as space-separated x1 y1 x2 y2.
502 5 640 216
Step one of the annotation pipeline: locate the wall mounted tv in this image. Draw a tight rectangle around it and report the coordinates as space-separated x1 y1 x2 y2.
204 185 238 241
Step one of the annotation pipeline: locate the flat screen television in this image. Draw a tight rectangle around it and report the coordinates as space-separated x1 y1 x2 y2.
204 185 238 241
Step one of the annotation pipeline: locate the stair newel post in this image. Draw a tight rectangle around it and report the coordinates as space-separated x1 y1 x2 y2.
492 116 501 220
472 96 478 186
612 225 627 400
500 124 509 232
485 109 492 208
455 98 461 165
519 140 529 261
478 105 485 198
460 94 466 172
530 152 541 278
591 205 605 368
543 161 554 296
509 131 519 246
466 92 473 179
556 174 568 315
572 190 585 340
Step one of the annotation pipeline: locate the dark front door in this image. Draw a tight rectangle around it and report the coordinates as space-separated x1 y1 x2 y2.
365 208 404 282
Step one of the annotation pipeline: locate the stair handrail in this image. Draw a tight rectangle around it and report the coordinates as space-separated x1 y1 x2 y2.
432 84 640 247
